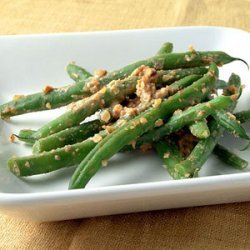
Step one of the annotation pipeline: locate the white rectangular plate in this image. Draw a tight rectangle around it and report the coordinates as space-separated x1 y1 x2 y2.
0 26 250 222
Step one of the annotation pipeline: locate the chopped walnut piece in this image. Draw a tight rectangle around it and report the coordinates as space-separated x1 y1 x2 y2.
12 94 25 100
227 112 237 120
86 78 100 93
92 134 102 143
173 109 182 116
140 143 152 152
127 97 140 108
45 102 52 109
154 86 170 99
177 133 197 157
64 145 73 152
130 140 137 149
163 152 170 159
121 107 138 117
139 117 147 124
9 133 15 143
24 161 31 168
100 110 111 123
152 98 162 108
54 155 61 161
103 125 115 134
112 104 123 119
102 160 108 167
94 69 107 78
133 66 157 107
188 45 195 52
205 103 212 108
43 85 54 94
117 119 127 126
155 119 164 127
197 110 206 118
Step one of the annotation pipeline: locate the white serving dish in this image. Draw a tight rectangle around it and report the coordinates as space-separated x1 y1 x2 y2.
0 26 249 222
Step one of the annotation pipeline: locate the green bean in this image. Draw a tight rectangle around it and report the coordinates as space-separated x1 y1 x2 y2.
213 144 248 170
8 140 97 176
32 119 102 153
69 63 218 189
212 110 250 139
0 50 243 118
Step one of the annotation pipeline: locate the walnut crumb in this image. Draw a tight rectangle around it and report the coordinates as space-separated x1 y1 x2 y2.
227 112 236 120
45 102 52 109
12 95 25 100
155 119 164 127
64 145 73 152
163 152 170 159
92 134 102 143
140 143 152 152
205 103 212 108
188 45 196 52
43 85 54 94
94 69 107 78
103 125 115 134
139 117 147 124
117 119 127 126
102 160 108 167
9 134 15 143
153 98 162 108
24 161 30 168
197 110 206 117
86 78 100 93
54 155 61 161
173 109 183 116
130 140 136 149
100 110 111 123
112 104 123 119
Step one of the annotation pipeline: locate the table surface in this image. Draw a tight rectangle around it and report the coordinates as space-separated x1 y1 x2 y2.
0 0 250 249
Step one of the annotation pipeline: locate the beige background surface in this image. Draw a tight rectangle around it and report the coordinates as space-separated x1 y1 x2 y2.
0 0 250 249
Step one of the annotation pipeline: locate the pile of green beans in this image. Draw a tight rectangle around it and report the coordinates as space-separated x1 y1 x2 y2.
1 42 249 189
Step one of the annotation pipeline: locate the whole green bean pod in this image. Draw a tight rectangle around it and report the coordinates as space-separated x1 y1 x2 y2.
213 144 248 170
155 140 184 177
0 50 244 118
32 119 102 153
69 63 218 189
66 63 92 81
8 140 97 176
